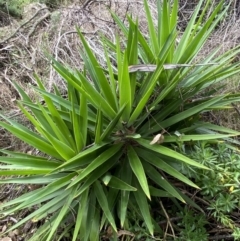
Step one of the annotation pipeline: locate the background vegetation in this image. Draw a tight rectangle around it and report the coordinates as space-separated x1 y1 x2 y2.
0 0 240 240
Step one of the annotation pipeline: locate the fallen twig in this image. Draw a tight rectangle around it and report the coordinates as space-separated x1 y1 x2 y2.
208 234 233 240
0 7 49 44
26 12 51 44
232 103 240 116
160 200 175 239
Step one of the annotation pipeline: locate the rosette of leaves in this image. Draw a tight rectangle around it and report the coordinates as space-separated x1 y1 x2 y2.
1 0 240 240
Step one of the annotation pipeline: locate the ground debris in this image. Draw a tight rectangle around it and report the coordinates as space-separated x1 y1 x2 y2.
0 237 12 241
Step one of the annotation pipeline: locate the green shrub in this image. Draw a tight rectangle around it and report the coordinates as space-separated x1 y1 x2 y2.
175 207 208 241
185 143 240 231
0 0 240 240
0 0 24 18
0 0 39 18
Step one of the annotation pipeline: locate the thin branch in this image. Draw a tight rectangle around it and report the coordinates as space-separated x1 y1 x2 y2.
0 7 49 44
208 234 233 240
26 12 51 44
160 201 175 239
232 103 240 116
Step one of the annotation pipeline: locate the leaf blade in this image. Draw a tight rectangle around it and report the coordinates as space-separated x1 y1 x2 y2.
127 146 150 199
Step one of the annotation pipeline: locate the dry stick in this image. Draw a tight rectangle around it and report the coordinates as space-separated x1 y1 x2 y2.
190 95 217 103
3 68 17 92
54 30 72 61
0 7 49 44
181 189 210 207
209 228 233 234
158 217 181 225
55 30 97 56
163 221 169 241
82 0 94 9
231 103 240 116
208 234 233 240
159 201 175 239
117 230 135 238
9 217 18 223
0 45 14 51
26 12 51 45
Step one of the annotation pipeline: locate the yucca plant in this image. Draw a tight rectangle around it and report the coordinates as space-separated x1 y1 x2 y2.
1 0 240 240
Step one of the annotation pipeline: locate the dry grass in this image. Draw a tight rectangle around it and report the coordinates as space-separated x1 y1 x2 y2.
0 0 159 150
178 0 240 131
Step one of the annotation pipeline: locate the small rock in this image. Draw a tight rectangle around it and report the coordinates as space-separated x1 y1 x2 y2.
0 237 12 241
12 230 19 236
1 225 7 233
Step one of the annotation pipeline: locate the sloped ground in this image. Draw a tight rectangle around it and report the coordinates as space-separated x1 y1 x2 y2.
0 0 158 150
0 0 240 240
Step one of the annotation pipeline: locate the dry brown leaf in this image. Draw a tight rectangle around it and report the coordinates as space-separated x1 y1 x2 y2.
150 134 162 145
117 230 135 237
150 134 164 145
128 63 218 73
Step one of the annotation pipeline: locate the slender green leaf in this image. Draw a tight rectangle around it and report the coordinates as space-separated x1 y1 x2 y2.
149 186 173 197
0 156 59 169
128 64 163 125
94 180 117 232
136 148 199 188
149 95 225 135
106 176 136 191
76 28 117 111
133 178 154 235
69 85 84 152
37 103 73 147
67 144 123 188
52 60 116 120
0 119 62 160
137 139 208 169
0 174 66 184
100 185 119 230
100 104 125 142
127 146 150 199
95 108 103 144
103 45 118 107
163 134 235 143
90 204 100 241
52 143 107 172
41 128 75 160
75 156 119 198
79 92 88 148
35 76 77 150
159 0 170 51
174 0 204 61
119 159 132 227
127 17 155 62
0 169 51 175
46 186 78 241
2 191 70 233
72 189 89 241
142 161 185 201
144 0 158 55
119 51 131 121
